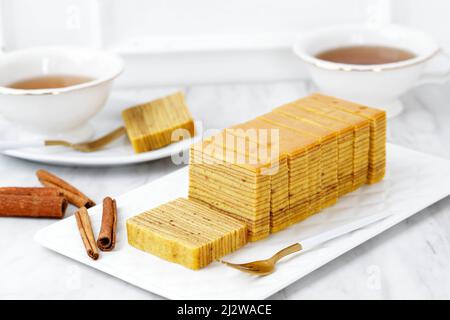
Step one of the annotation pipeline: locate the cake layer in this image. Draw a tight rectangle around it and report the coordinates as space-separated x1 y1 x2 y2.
261 112 338 211
189 139 271 241
210 130 289 234
127 198 247 270
292 95 370 190
274 103 355 197
227 120 315 232
307 93 386 184
229 119 320 230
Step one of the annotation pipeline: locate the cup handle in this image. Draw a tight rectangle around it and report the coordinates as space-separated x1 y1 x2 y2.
415 50 450 87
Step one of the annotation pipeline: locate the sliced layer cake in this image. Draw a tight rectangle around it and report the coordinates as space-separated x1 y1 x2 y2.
261 112 339 212
309 93 386 183
228 119 315 232
127 198 247 270
189 137 271 241
294 95 371 190
274 102 354 196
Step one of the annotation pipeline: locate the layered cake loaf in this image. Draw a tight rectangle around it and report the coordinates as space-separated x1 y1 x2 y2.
127 198 247 270
188 94 385 241
127 93 386 269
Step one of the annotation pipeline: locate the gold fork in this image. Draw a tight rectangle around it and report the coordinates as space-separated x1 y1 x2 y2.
0 126 127 153
221 212 392 276
45 126 127 152
221 243 302 276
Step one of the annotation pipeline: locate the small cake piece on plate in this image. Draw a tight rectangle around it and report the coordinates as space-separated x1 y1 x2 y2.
122 92 195 153
126 198 247 270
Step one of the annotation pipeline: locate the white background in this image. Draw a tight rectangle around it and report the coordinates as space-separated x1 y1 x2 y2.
0 0 448 85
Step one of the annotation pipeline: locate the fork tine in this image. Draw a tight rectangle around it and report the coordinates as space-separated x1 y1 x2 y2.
221 260 270 273
221 260 252 270
221 261 259 273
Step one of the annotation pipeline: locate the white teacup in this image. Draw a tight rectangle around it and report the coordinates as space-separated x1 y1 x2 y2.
0 46 123 139
293 24 450 117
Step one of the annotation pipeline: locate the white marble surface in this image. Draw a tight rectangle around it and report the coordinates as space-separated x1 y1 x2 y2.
1 80 450 299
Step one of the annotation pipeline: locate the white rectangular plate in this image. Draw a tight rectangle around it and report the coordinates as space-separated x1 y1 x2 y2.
35 144 450 300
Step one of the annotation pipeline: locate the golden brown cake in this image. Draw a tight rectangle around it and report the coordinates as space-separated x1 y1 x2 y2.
227 119 322 231
122 92 195 153
228 120 296 232
308 93 386 183
127 93 387 269
187 94 385 241
260 112 339 212
127 198 247 270
274 103 354 196
189 137 271 241
291 95 371 190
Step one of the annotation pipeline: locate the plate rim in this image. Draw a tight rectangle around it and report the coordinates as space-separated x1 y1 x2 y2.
2 134 202 167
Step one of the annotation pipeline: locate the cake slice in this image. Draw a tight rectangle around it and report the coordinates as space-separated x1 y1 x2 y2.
308 93 386 184
227 121 293 232
127 198 247 270
228 119 316 232
261 112 339 212
274 103 354 197
122 92 195 153
189 137 271 241
292 95 371 190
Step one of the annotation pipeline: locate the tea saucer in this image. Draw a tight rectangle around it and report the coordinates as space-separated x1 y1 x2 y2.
0 92 201 167
1 132 200 167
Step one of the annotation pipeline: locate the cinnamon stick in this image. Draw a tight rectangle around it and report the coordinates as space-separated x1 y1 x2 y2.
0 194 67 218
75 207 99 260
97 197 117 251
36 169 95 208
0 187 62 197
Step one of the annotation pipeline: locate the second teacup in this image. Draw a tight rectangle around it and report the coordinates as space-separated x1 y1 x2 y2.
293 24 450 117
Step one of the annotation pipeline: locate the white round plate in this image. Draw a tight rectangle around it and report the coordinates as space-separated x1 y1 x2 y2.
0 90 201 167
1 134 200 167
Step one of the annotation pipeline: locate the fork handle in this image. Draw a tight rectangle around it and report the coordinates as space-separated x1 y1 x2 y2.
273 243 302 262
0 140 44 151
299 212 392 251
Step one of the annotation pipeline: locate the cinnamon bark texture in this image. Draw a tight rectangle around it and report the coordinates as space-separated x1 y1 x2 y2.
75 207 99 260
97 197 117 251
0 193 67 218
0 187 62 197
36 169 95 208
